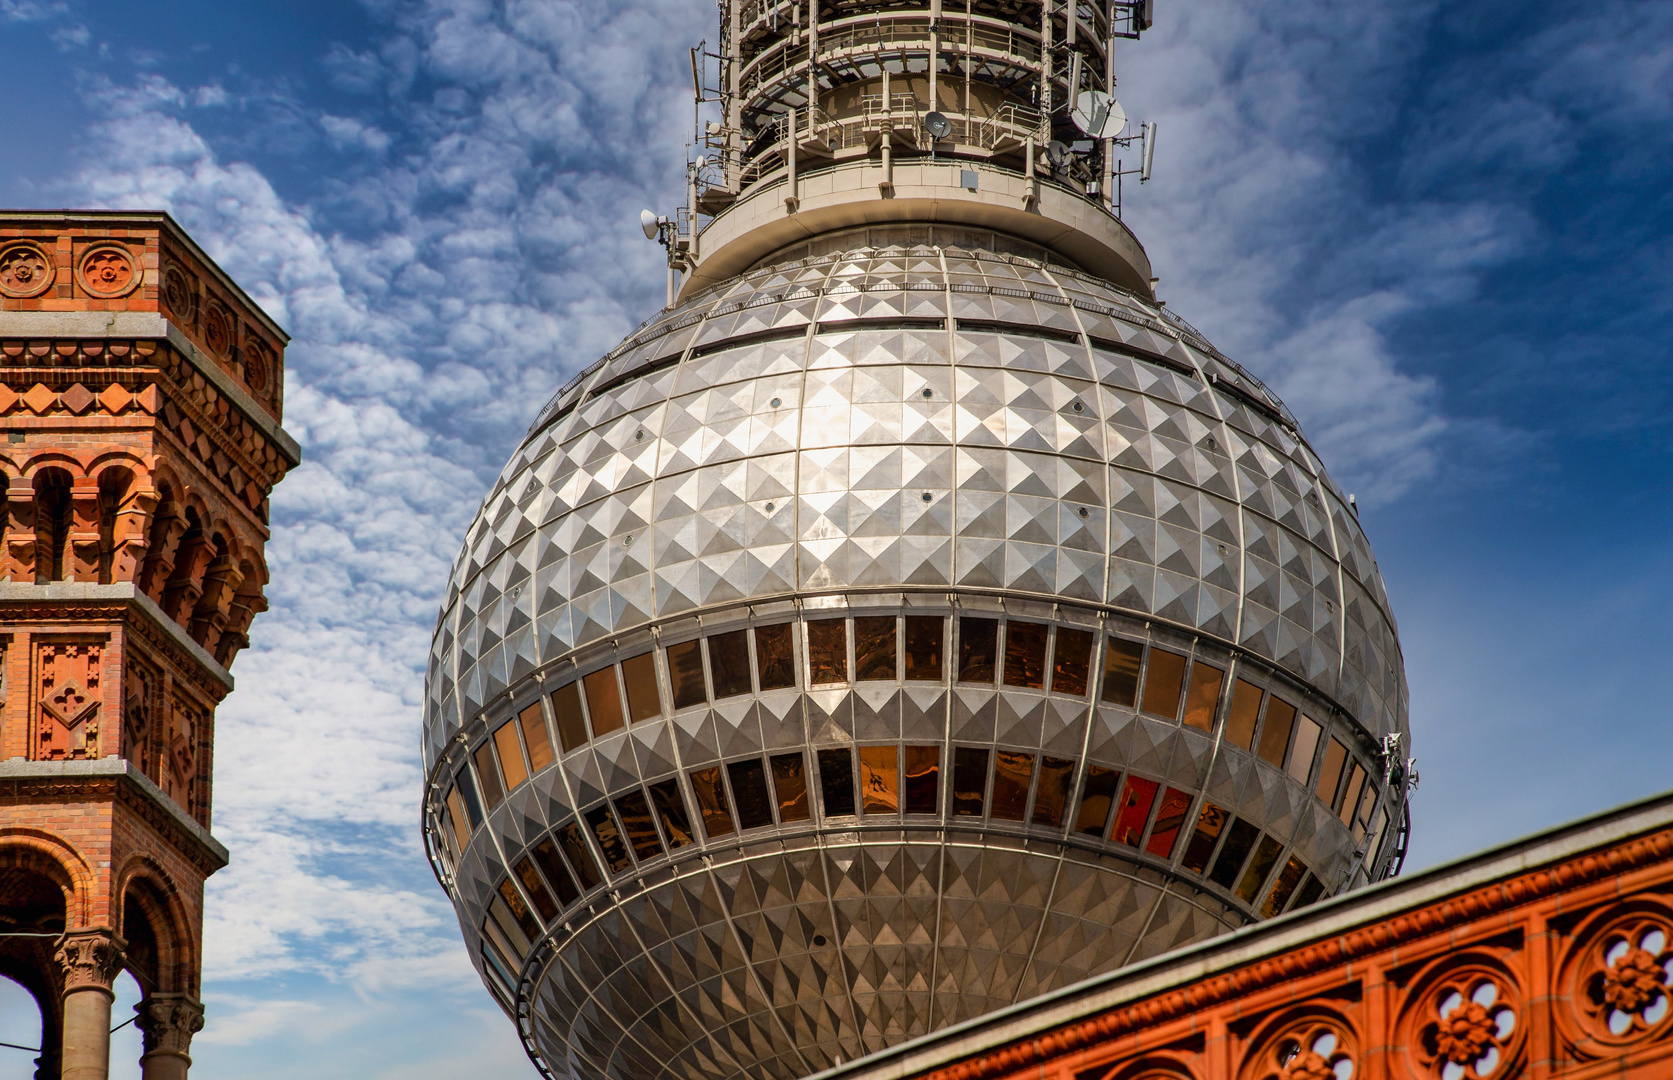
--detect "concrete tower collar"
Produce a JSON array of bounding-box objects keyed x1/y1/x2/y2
[{"x1": 677, "y1": 0, "x2": 1158, "y2": 300}]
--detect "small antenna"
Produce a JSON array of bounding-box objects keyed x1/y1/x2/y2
[
  {"x1": 1140, "y1": 121, "x2": 1158, "y2": 182},
  {"x1": 639, "y1": 209, "x2": 660, "y2": 241}
]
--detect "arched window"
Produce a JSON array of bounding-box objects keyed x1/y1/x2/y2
[
  {"x1": 97, "y1": 468, "x2": 133, "y2": 585},
  {"x1": 33, "y1": 468, "x2": 73, "y2": 583}
]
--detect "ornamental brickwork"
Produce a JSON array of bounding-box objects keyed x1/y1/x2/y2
[
  {"x1": 826, "y1": 793, "x2": 1673, "y2": 1080},
  {"x1": 0, "y1": 211, "x2": 298, "y2": 1080}
]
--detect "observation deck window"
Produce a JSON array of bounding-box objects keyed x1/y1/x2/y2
[
  {"x1": 859, "y1": 745, "x2": 900, "y2": 814},
  {"x1": 557, "y1": 820, "x2": 602, "y2": 889},
  {"x1": 1182, "y1": 802, "x2": 1229, "y2": 874},
  {"x1": 1316, "y1": 737, "x2": 1348, "y2": 804},
  {"x1": 531, "y1": 838, "x2": 581, "y2": 906},
  {"x1": 756, "y1": 624, "x2": 798, "y2": 689},
  {"x1": 666, "y1": 640, "x2": 709, "y2": 709},
  {"x1": 1100, "y1": 638, "x2": 1143, "y2": 706},
  {"x1": 473, "y1": 742, "x2": 506, "y2": 812},
  {"x1": 1338, "y1": 762, "x2": 1367, "y2": 824},
  {"x1": 1288, "y1": 715, "x2": 1322, "y2": 785},
  {"x1": 905, "y1": 746, "x2": 941, "y2": 815},
  {"x1": 1209, "y1": 818, "x2": 1260, "y2": 889},
  {"x1": 446, "y1": 785, "x2": 473, "y2": 848},
  {"x1": 990, "y1": 751, "x2": 1035, "y2": 821},
  {"x1": 551, "y1": 682, "x2": 588, "y2": 752},
  {"x1": 615, "y1": 790, "x2": 666, "y2": 861},
  {"x1": 1112, "y1": 776, "x2": 1160, "y2": 847},
  {"x1": 621, "y1": 652, "x2": 663, "y2": 721},
  {"x1": 514, "y1": 857, "x2": 560, "y2": 922},
  {"x1": 711, "y1": 630, "x2": 754, "y2": 698},
  {"x1": 957, "y1": 617, "x2": 998, "y2": 682},
  {"x1": 953, "y1": 746, "x2": 990, "y2": 816},
  {"x1": 1225, "y1": 678, "x2": 1262, "y2": 750},
  {"x1": 1182, "y1": 661, "x2": 1225, "y2": 732},
  {"x1": 855, "y1": 616, "x2": 898, "y2": 681},
  {"x1": 584, "y1": 804, "x2": 634, "y2": 874},
  {"x1": 1074, "y1": 764, "x2": 1120, "y2": 837},
  {"x1": 1262, "y1": 855, "x2": 1308, "y2": 917},
  {"x1": 584, "y1": 667, "x2": 625, "y2": 736},
  {"x1": 1003, "y1": 621, "x2": 1048, "y2": 688},
  {"x1": 1050, "y1": 628, "x2": 1093, "y2": 696},
  {"x1": 496, "y1": 879, "x2": 541, "y2": 942},
  {"x1": 494, "y1": 720, "x2": 529, "y2": 792},
  {"x1": 1256, "y1": 697, "x2": 1298, "y2": 768},
  {"x1": 690, "y1": 766, "x2": 739, "y2": 838},
  {"x1": 1236, "y1": 834, "x2": 1285, "y2": 904},
  {"x1": 808, "y1": 619, "x2": 850, "y2": 685},
  {"x1": 650, "y1": 779, "x2": 698, "y2": 847},
  {"x1": 1145, "y1": 786, "x2": 1193, "y2": 858},
  {"x1": 1292, "y1": 873, "x2": 1327, "y2": 910},
  {"x1": 520, "y1": 702, "x2": 555, "y2": 771},
  {"x1": 729, "y1": 758, "x2": 778, "y2": 828},
  {"x1": 818, "y1": 748, "x2": 857, "y2": 817},
  {"x1": 771, "y1": 753, "x2": 812, "y2": 821},
  {"x1": 904, "y1": 615, "x2": 944, "y2": 679},
  {"x1": 1140, "y1": 648, "x2": 1188, "y2": 719}
]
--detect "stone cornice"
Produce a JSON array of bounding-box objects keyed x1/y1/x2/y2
[
  {"x1": 0, "y1": 583, "x2": 234, "y2": 692},
  {"x1": 816, "y1": 788, "x2": 1673, "y2": 1080},
  {"x1": 0, "y1": 310, "x2": 300, "y2": 466},
  {"x1": 0, "y1": 758, "x2": 230, "y2": 872}
]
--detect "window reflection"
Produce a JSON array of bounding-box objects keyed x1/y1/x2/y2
[
  {"x1": 808, "y1": 619, "x2": 849, "y2": 685},
  {"x1": 614, "y1": 790, "x2": 665, "y2": 861},
  {"x1": 1140, "y1": 648, "x2": 1188, "y2": 719},
  {"x1": 709, "y1": 629, "x2": 753, "y2": 698},
  {"x1": 1003, "y1": 622, "x2": 1048, "y2": 689},
  {"x1": 514, "y1": 857, "x2": 559, "y2": 921},
  {"x1": 620, "y1": 652, "x2": 662, "y2": 722},
  {"x1": 531, "y1": 837, "x2": 580, "y2": 906},
  {"x1": 1182, "y1": 802, "x2": 1229, "y2": 873},
  {"x1": 1030, "y1": 756, "x2": 1074, "y2": 827},
  {"x1": 1256, "y1": 697, "x2": 1296, "y2": 767},
  {"x1": 858, "y1": 745, "x2": 899, "y2": 814},
  {"x1": 649, "y1": 779, "x2": 696, "y2": 847},
  {"x1": 557, "y1": 820, "x2": 602, "y2": 889},
  {"x1": 1225, "y1": 679, "x2": 1262, "y2": 750},
  {"x1": 1181, "y1": 661, "x2": 1224, "y2": 733},
  {"x1": 770, "y1": 753, "x2": 811, "y2": 822},
  {"x1": 1316, "y1": 737, "x2": 1348, "y2": 804},
  {"x1": 755, "y1": 623, "x2": 796, "y2": 690},
  {"x1": 1112, "y1": 776, "x2": 1159, "y2": 846},
  {"x1": 519, "y1": 702, "x2": 554, "y2": 771},
  {"x1": 550, "y1": 682, "x2": 588, "y2": 753},
  {"x1": 585, "y1": 806, "x2": 633, "y2": 873},
  {"x1": 446, "y1": 787, "x2": 471, "y2": 851},
  {"x1": 689, "y1": 766, "x2": 737, "y2": 838},
  {"x1": 854, "y1": 616, "x2": 898, "y2": 681},
  {"x1": 1209, "y1": 818, "x2": 1260, "y2": 888},
  {"x1": 1288, "y1": 715, "x2": 1322, "y2": 784},
  {"x1": 990, "y1": 751, "x2": 1034, "y2": 821},
  {"x1": 454, "y1": 768, "x2": 483, "y2": 828},
  {"x1": 727, "y1": 758, "x2": 776, "y2": 829},
  {"x1": 817, "y1": 748, "x2": 856, "y2": 816},
  {"x1": 494, "y1": 882, "x2": 540, "y2": 944},
  {"x1": 1101, "y1": 638, "x2": 1143, "y2": 706},
  {"x1": 904, "y1": 746, "x2": 940, "y2": 815},
  {"x1": 474, "y1": 743, "x2": 505, "y2": 812},
  {"x1": 1236, "y1": 834, "x2": 1284, "y2": 903},
  {"x1": 1050, "y1": 628, "x2": 1093, "y2": 696},
  {"x1": 494, "y1": 721, "x2": 528, "y2": 791},
  {"x1": 952, "y1": 747, "x2": 990, "y2": 816},
  {"x1": 1145, "y1": 787, "x2": 1194, "y2": 858},
  {"x1": 1338, "y1": 762, "x2": 1366, "y2": 822},
  {"x1": 1292, "y1": 873, "x2": 1326, "y2": 909},
  {"x1": 665, "y1": 640, "x2": 708, "y2": 710},
  {"x1": 583, "y1": 667, "x2": 624, "y2": 737},
  {"x1": 1074, "y1": 765, "x2": 1120, "y2": 837},
  {"x1": 957, "y1": 617, "x2": 997, "y2": 683},
  {"x1": 904, "y1": 616, "x2": 943, "y2": 680},
  {"x1": 1262, "y1": 855, "x2": 1307, "y2": 917}
]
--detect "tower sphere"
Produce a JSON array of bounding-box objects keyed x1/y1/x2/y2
[{"x1": 421, "y1": 5, "x2": 1410, "y2": 1080}]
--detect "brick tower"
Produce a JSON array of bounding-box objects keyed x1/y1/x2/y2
[{"x1": 0, "y1": 212, "x2": 297, "y2": 1080}]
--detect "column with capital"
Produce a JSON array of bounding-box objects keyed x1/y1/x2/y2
[
  {"x1": 55, "y1": 928, "x2": 124, "y2": 1080},
  {"x1": 135, "y1": 994, "x2": 205, "y2": 1080}
]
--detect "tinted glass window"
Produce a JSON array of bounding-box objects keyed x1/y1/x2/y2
[
  {"x1": 1050, "y1": 628, "x2": 1093, "y2": 696},
  {"x1": 769, "y1": 753, "x2": 810, "y2": 822},
  {"x1": 689, "y1": 766, "x2": 737, "y2": 839},
  {"x1": 473, "y1": 744, "x2": 505, "y2": 812},
  {"x1": 550, "y1": 682, "x2": 588, "y2": 753},
  {"x1": 1182, "y1": 803, "x2": 1228, "y2": 873},
  {"x1": 728, "y1": 758, "x2": 776, "y2": 829},
  {"x1": 854, "y1": 616, "x2": 897, "y2": 681},
  {"x1": 1292, "y1": 873, "x2": 1326, "y2": 909},
  {"x1": 1145, "y1": 787, "x2": 1194, "y2": 858},
  {"x1": 1002, "y1": 622, "x2": 1048, "y2": 688},
  {"x1": 817, "y1": 748, "x2": 856, "y2": 817},
  {"x1": 1316, "y1": 737, "x2": 1348, "y2": 804},
  {"x1": 519, "y1": 702, "x2": 554, "y2": 771},
  {"x1": 1209, "y1": 818, "x2": 1260, "y2": 889},
  {"x1": 1236, "y1": 835, "x2": 1285, "y2": 903},
  {"x1": 1339, "y1": 762, "x2": 1367, "y2": 821},
  {"x1": 755, "y1": 623, "x2": 796, "y2": 690},
  {"x1": 621, "y1": 652, "x2": 662, "y2": 722},
  {"x1": 454, "y1": 767, "x2": 483, "y2": 827},
  {"x1": 446, "y1": 787, "x2": 471, "y2": 850},
  {"x1": 1030, "y1": 756, "x2": 1074, "y2": 828},
  {"x1": 1288, "y1": 715, "x2": 1322, "y2": 783},
  {"x1": 952, "y1": 747, "x2": 989, "y2": 816},
  {"x1": 494, "y1": 721, "x2": 528, "y2": 791},
  {"x1": 1261, "y1": 856, "x2": 1308, "y2": 917},
  {"x1": 709, "y1": 630, "x2": 753, "y2": 699},
  {"x1": 515, "y1": 857, "x2": 558, "y2": 921},
  {"x1": 1225, "y1": 679, "x2": 1262, "y2": 750},
  {"x1": 808, "y1": 619, "x2": 849, "y2": 685},
  {"x1": 1181, "y1": 661, "x2": 1224, "y2": 732},
  {"x1": 1074, "y1": 765, "x2": 1120, "y2": 837},
  {"x1": 585, "y1": 805, "x2": 633, "y2": 873},
  {"x1": 1101, "y1": 638, "x2": 1143, "y2": 706},
  {"x1": 957, "y1": 617, "x2": 997, "y2": 683},
  {"x1": 1257, "y1": 697, "x2": 1297, "y2": 767},
  {"x1": 557, "y1": 820, "x2": 602, "y2": 890},
  {"x1": 858, "y1": 745, "x2": 899, "y2": 814},
  {"x1": 583, "y1": 668, "x2": 624, "y2": 737},
  {"x1": 990, "y1": 751, "x2": 1035, "y2": 821},
  {"x1": 1140, "y1": 648, "x2": 1188, "y2": 719},
  {"x1": 666, "y1": 640, "x2": 708, "y2": 709},
  {"x1": 1111, "y1": 776, "x2": 1159, "y2": 846},
  {"x1": 614, "y1": 790, "x2": 665, "y2": 862},
  {"x1": 531, "y1": 838, "x2": 579, "y2": 906},
  {"x1": 904, "y1": 616, "x2": 943, "y2": 680},
  {"x1": 496, "y1": 880, "x2": 541, "y2": 942},
  {"x1": 904, "y1": 746, "x2": 939, "y2": 815},
  {"x1": 648, "y1": 779, "x2": 696, "y2": 848}
]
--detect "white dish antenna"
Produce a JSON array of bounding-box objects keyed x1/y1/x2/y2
[
  {"x1": 1070, "y1": 90, "x2": 1127, "y2": 140},
  {"x1": 640, "y1": 209, "x2": 660, "y2": 240},
  {"x1": 922, "y1": 111, "x2": 953, "y2": 140}
]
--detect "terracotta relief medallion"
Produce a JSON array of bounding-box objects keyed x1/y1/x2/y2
[
  {"x1": 76, "y1": 243, "x2": 139, "y2": 298},
  {"x1": 203, "y1": 300, "x2": 233, "y2": 357},
  {"x1": 0, "y1": 240, "x2": 54, "y2": 298},
  {"x1": 1400, "y1": 960, "x2": 1524, "y2": 1080},
  {"x1": 1557, "y1": 902, "x2": 1673, "y2": 1055},
  {"x1": 162, "y1": 263, "x2": 196, "y2": 321},
  {"x1": 243, "y1": 336, "x2": 270, "y2": 394},
  {"x1": 1243, "y1": 1011, "x2": 1356, "y2": 1080}
]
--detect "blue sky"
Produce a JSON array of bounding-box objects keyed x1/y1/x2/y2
[{"x1": 0, "y1": 0, "x2": 1668, "y2": 1076}]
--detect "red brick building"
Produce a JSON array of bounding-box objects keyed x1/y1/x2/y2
[
  {"x1": 0, "y1": 212, "x2": 297, "y2": 1080},
  {"x1": 821, "y1": 791, "x2": 1673, "y2": 1080}
]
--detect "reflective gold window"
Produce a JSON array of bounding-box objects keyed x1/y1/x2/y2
[
  {"x1": 1338, "y1": 761, "x2": 1366, "y2": 822},
  {"x1": 453, "y1": 767, "x2": 483, "y2": 828},
  {"x1": 1261, "y1": 855, "x2": 1308, "y2": 917},
  {"x1": 1288, "y1": 715, "x2": 1322, "y2": 784},
  {"x1": 689, "y1": 766, "x2": 737, "y2": 839},
  {"x1": 904, "y1": 615, "x2": 943, "y2": 680},
  {"x1": 770, "y1": 753, "x2": 810, "y2": 822},
  {"x1": 1209, "y1": 818, "x2": 1260, "y2": 889},
  {"x1": 1293, "y1": 873, "x2": 1326, "y2": 909},
  {"x1": 531, "y1": 838, "x2": 580, "y2": 906},
  {"x1": 1236, "y1": 834, "x2": 1285, "y2": 904},
  {"x1": 854, "y1": 616, "x2": 897, "y2": 681},
  {"x1": 755, "y1": 623, "x2": 796, "y2": 690},
  {"x1": 728, "y1": 758, "x2": 776, "y2": 829},
  {"x1": 1002, "y1": 621, "x2": 1048, "y2": 689},
  {"x1": 709, "y1": 629, "x2": 752, "y2": 698},
  {"x1": 1257, "y1": 697, "x2": 1297, "y2": 767},
  {"x1": 473, "y1": 743, "x2": 505, "y2": 811},
  {"x1": 614, "y1": 790, "x2": 665, "y2": 862},
  {"x1": 817, "y1": 748, "x2": 856, "y2": 817},
  {"x1": 649, "y1": 779, "x2": 696, "y2": 848},
  {"x1": 957, "y1": 617, "x2": 997, "y2": 683},
  {"x1": 557, "y1": 820, "x2": 602, "y2": 890},
  {"x1": 904, "y1": 746, "x2": 939, "y2": 815},
  {"x1": 583, "y1": 667, "x2": 624, "y2": 737},
  {"x1": 493, "y1": 721, "x2": 528, "y2": 791},
  {"x1": 1074, "y1": 765, "x2": 1120, "y2": 837},
  {"x1": 1181, "y1": 660, "x2": 1225, "y2": 733},
  {"x1": 495, "y1": 881, "x2": 540, "y2": 942},
  {"x1": 1140, "y1": 648, "x2": 1188, "y2": 719},
  {"x1": 514, "y1": 856, "x2": 558, "y2": 921},
  {"x1": 1182, "y1": 803, "x2": 1228, "y2": 873},
  {"x1": 549, "y1": 682, "x2": 588, "y2": 753},
  {"x1": 952, "y1": 747, "x2": 989, "y2": 816},
  {"x1": 989, "y1": 751, "x2": 1035, "y2": 821},
  {"x1": 1111, "y1": 776, "x2": 1159, "y2": 846},
  {"x1": 858, "y1": 745, "x2": 899, "y2": 814},
  {"x1": 1225, "y1": 679, "x2": 1262, "y2": 750},
  {"x1": 1145, "y1": 786, "x2": 1194, "y2": 858},
  {"x1": 807, "y1": 619, "x2": 849, "y2": 685},
  {"x1": 1316, "y1": 736, "x2": 1348, "y2": 804},
  {"x1": 585, "y1": 805, "x2": 633, "y2": 873},
  {"x1": 620, "y1": 652, "x2": 662, "y2": 723},
  {"x1": 1050, "y1": 628, "x2": 1093, "y2": 697},
  {"x1": 446, "y1": 787, "x2": 471, "y2": 852},
  {"x1": 519, "y1": 701, "x2": 554, "y2": 771},
  {"x1": 665, "y1": 640, "x2": 707, "y2": 710},
  {"x1": 1030, "y1": 756, "x2": 1074, "y2": 827},
  {"x1": 1101, "y1": 638, "x2": 1144, "y2": 706}
]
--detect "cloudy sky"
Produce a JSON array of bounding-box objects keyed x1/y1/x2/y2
[{"x1": 1, "y1": 0, "x2": 1669, "y2": 1076}]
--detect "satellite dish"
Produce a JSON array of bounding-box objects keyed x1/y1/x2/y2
[
  {"x1": 1070, "y1": 90, "x2": 1127, "y2": 140},
  {"x1": 922, "y1": 111, "x2": 953, "y2": 140},
  {"x1": 695, "y1": 155, "x2": 709, "y2": 169},
  {"x1": 1046, "y1": 140, "x2": 1070, "y2": 170},
  {"x1": 639, "y1": 209, "x2": 659, "y2": 240}
]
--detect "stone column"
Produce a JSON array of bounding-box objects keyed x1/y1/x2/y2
[
  {"x1": 135, "y1": 994, "x2": 205, "y2": 1080},
  {"x1": 55, "y1": 928, "x2": 124, "y2": 1080}
]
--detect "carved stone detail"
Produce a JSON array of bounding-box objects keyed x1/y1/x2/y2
[
  {"x1": 1244, "y1": 1012, "x2": 1356, "y2": 1080},
  {"x1": 0, "y1": 240, "x2": 55, "y2": 298},
  {"x1": 202, "y1": 300, "x2": 233, "y2": 358},
  {"x1": 75, "y1": 243, "x2": 138, "y2": 299},
  {"x1": 35, "y1": 639, "x2": 105, "y2": 760},
  {"x1": 135, "y1": 994, "x2": 205, "y2": 1058},
  {"x1": 1558, "y1": 901, "x2": 1673, "y2": 1054},
  {"x1": 1403, "y1": 960, "x2": 1523, "y2": 1080},
  {"x1": 161, "y1": 263, "x2": 196, "y2": 322},
  {"x1": 54, "y1": 929, "x2": 125, "y2": 993}
]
